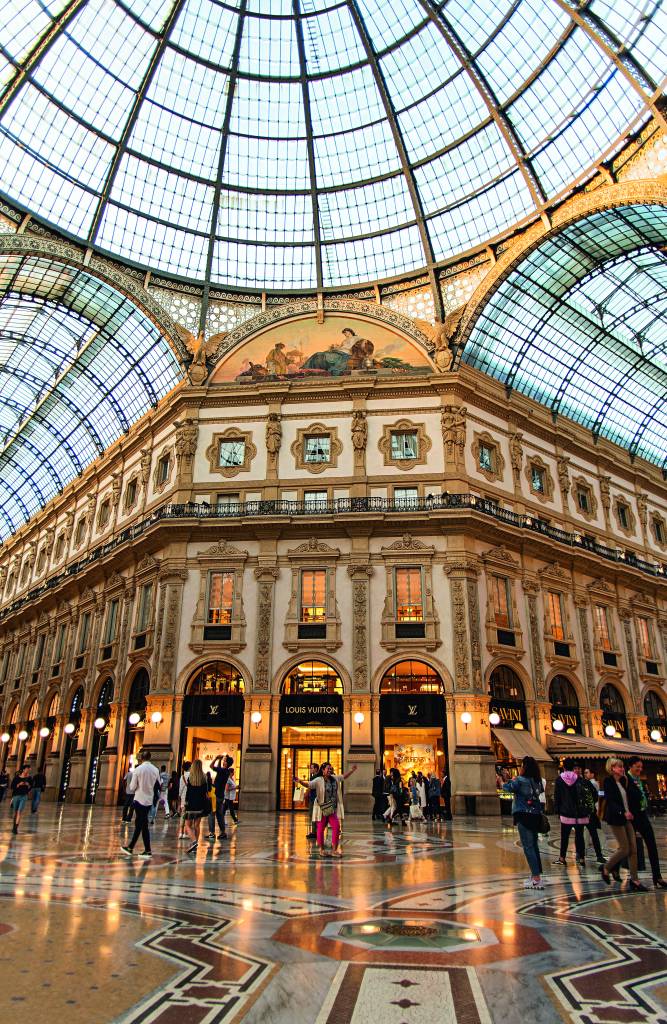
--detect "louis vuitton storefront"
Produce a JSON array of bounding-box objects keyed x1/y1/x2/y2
[
  {"x1": 181, "y1": 661, "x2": 245, "y2": 780},
  {"x1": 379, "y1": 661, "x2": 448, "y2": 779}
]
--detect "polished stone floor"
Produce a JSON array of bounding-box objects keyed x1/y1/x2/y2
[{"x1": 1, "y1": 804, "x2": 666, "y2": 1023}]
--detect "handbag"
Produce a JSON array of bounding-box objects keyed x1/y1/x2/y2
[
  {"x1": 292, "y1": 785, "x2": 303, "y2": 803},
  {"x1": 530, "y1": 781, "x2": 550, "y2": 834},
  {"x1": 320, "y1": 800, "x2": 336, "y2": 816}
]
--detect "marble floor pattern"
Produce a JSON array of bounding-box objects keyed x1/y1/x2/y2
[{"x1": 0, "y1": 806, "x2": 666, "y2": 1023}]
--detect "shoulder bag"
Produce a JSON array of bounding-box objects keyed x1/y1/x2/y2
[{"x1": 530, "y1": 781, "x2": 550, "y2": 834}]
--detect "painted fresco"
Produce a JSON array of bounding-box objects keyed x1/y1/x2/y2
[{"x1": 211, "y1": 314, "x2": 432, "y2": 383}]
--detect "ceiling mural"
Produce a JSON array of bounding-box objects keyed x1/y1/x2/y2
[{"x1": 210, "y1": 313, "x2": 433, "y2": 384}]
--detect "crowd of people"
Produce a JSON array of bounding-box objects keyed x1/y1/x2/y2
[
  {"x1": 504, "y1": 754, "x2": 667, "y2": 891},
  {"x1": 371, "y1": 766, "x2": 452, "y2": 826}
]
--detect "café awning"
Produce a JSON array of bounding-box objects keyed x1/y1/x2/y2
[
  {"x1": 492, "y1": 728, "x2": 553, "y2": 763},
  {"x1": 546, "y1": 732, "x2": 667, "y2": 762}
]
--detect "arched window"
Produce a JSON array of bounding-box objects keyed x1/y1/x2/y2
[
  {"x1": 27, "y1": 698, "x2": 38, "y2": 720},
  {"x1": 9, "y1": 704, "x2": 19, "y2": 725},
  {"x1": 282, "y1": 660, "x2": 342, "y2": 695},
  {"x1": 128, "y1": 669, "x2": 150, "y2": 711},
  {"x1": 489, "y1": 666, "x2": 525, "y2": 701},
  {"x1": 188, "y1": 661, "x2": 244, "y2": 695},
  {"x1": 47, "y1": 693, "x2": 59, "y2": 718},
  {"x1": 380, "y1": 660, "x2": 444, "y2": 694},
  {"x1": 644, "y1": 691, "x2": 666, "y2": 721},
  {"x1": 97, "y1": 678, "x2": 114, "y2": 711},
  {"x1": 600, "y1": 683, "x2": 625, "y2": 714},
  {"x1": 70, "y1": 686, "x2": 84, "y2": 718},
  {"x1": 549, "y1": 675, "x2": 579, "y2": 707}
]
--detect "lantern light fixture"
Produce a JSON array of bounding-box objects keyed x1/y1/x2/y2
[
  {"x1": 64, "y1": 722, "x2": 76, "y2": 735},
  {"x1": 150, "y1": 711, "x2": 162, "y2": 725},
  {"x1": 354, "y1": 711, "x2": 365, "y2": 728},
  {"x1": 460, "y1": 711, "x2": 472, "y2": 727},
  {"x1": 552, "y1": 719, "x2": 564, "y2": 732},
  {"x1": 18, "y1": 729, "x2": 28, "y2": 741},
  {"x1": 94, "y1": 717, "x2": 106, "y2": 730},
  {"x1": 0, "y1": 732, "x2": 9, "y2": 743},
  {"x1": 250, "y1": 710, "x2": 262, "y2": 727},
  {"x1": 604, "y1": 724, "x2": 616, "y2": 737},
  {"x1": 489, "y1": 711, "x2": 501, "y2": 726},
  {"x1": 650, "y1": 728, "x2": 662, "y2": 742},
  {"x1": 128, "y1": 712, "x2": 141, "y2": 726},
  {"x1": 39, "y1": 726, "x2": 50, "y2": 738}
]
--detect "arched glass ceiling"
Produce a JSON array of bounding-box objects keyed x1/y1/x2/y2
[
  {"x1": 0, "y1": 254, "x2": 183, "y2": 540},
  {"x1": 462, "y1": 204, "x2": 667, "y2": 469},
  {"x1": 0, "y1": 1, "x2": 664, "y2": 292}
]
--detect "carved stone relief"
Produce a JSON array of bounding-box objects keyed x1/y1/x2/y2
[
  {"x1": 450, "y1": 578, "x2": 470, "y2": 691},
  {"x1": 527, "y1": 593, "x2": 546, "y2": 699},
  {"x1": 254, "y1": 568, "x2": 279, "y2": 691},
  {"x1": 577, "y1": 605, "x2": 596, "y2": 704},
  {"x1": 466, "y1": 578, "x2": 483, "y2": 693},
  {"x1": 621, "y1": 614, "x2": 641, "y2": 712}
]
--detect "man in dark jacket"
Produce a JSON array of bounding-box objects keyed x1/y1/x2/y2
[
  {"x1": 574, "y1": 764, "x2": 604, "y2": 863},
  {"x1": 627, "y1": 757, "x2": 667, "y2": 888},
  {"x1": 440, "y1": 769, "x2": 452, "y2": 821},
  {"x1": 553, "y1": 758, "x2": 589, "y2": 863},
  {"x1": 371, "y1": 769, "x2": 386, "y2": 820}
]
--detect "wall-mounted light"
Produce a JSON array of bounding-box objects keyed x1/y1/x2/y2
[
  {"x1": 460, "y1": 711, "x2": 472, "y2": 728},
  {"x1": 39, "y1": 726, "x2": 50, "y2": 739},
  {"x1": 64, "y1": 722, "x2": 76, "y2": 735},
  {"x1": 552, "y1": 719, "x2": 564, "y2": 732},
  {"x1": 128, "y1": 712, "x2": 141, "y2": 726},
  {"x1": 250, "y1": 710, "x2": 262, "y2": 728},
  {"x1": 650, "y1": 728, "x2": 662, "y2": 742},
  {"x1": 354, "y1": 711, "x2": 365, "y2": 729},
  {"x1": 17, "y1": 729, "x2": 28, "y2": 741},
  {"x1": 604, "y1": 724, "x2": 616, "y2": 737},
  {"x1": 0, "y1": 732, "x2": 9, "y2": 743},
  {"x1": 489, "y1": 711, "x2": 500, "y2": 727},
  {"x1": 94, "y1": 717, "x2": 106, "y2": 730},
  {"x1": 150, "y1": 711, "x2": 162, "y2": 725}
]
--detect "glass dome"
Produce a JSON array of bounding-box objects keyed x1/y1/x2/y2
[{"x1": 0, "y1": 0, "x2": 663, "y2": 292}]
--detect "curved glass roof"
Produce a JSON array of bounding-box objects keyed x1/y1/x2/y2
[
  {"x1": 462, "y1": 204, "x2": 667, "y2": 469},
  {"x1": 0, "y1": 0, "x2": 663, "y2": 291},
  {"x1": 0, "y1": 254, "x2": 183, "y2": 540}
]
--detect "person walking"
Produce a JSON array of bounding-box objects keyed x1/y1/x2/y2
[
  {"x1": 295, "y1": 762, "x2": 357, "y2": 857},
  {"x1": 371, "y1": 768, "x2": 386, "y2": 821},
  {"x1": 502, "y1": 755, "x2": 545, "y2": 889},
  {"x1": 223, "y1": 767, "x2": 239, "y2": 824},
  {"x1": 121, "y1": 765, "x2": 135, "y2": 822},
  {"x1": 626, "y1": 756, "x2": 667, "y2": 889},
  {"x1": 30, "y1": 767, "x2": 46, "y2": 814},
  {"x1": 0, "y1": 768, "x2": 9, "y2": 803},
  {"x1": 120, "y1": 749, "x2": 160, "y2": 858},
  {"x1": 427, "y1": 772, "x2": 441, "y2": 820},
  {"x1": 167, "y1": 770, "x2": 179, "y2": 817},
  {"x1": 599, "y1": 757, "x2": 647, "y2": 891},
  {"x1": 384, "y1": 767, "x2": 405, "y2": 827},
  {"x1": 155, "y1": 765, "x2": 170, "y2": 819},
  {"x1": 10, "y1": 766, "x2": 32, "y2": 834},
  {"x1": 409, "y1": 775, "x2": 425, "y2": 821},
  {"x1": 183, "y1": 759, "x2": 208, "y2": 855},
  {"x1": 209, "y1": 754, "x2": 232, "y2": 841},
  {"x1": 177, "y1": 760, "x2": 191, "y2": 840},
  {"x1": 416, "y1": 772, "x2": 427, "y2": 817},
  {"x1": 553, "y1": 758, "x2": 589, "y2": 866},
  {"x1": 306, "y1": 763, "x2": 320, "y2": 840},
  {"x1": 576, "y1": 764, "x2": 605, "y2": 863},
  {"x1": 440, "y1": 767, "x2": 453, "y2": 821}
]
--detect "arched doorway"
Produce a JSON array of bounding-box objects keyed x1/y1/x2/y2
[
  {"x1": 181, "y1": 661, "x2": 245, "y2": 778},
  {"x1": 379, "y1": 660, "x2": 447, "y2": 779},
  {"x1": 489, "y1": 666, "x2": 529, "y2": 778},
  {"x1": 86, "y1": 678, "x2": 113, "y2": 803},
  {"x1": 549, "y1": 675, "x2": 581, "y2": 734},
  {"x1": 278, "y1": 660, "x2": 343, "y2": 811},
  {"x1": 600, "y1": 682, "x2": 628, "y2": 738},
  {"x1": 59, "y1": 686, "x2": 84, "y2": 800}
]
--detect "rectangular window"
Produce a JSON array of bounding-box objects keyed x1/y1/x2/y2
[
  {"x1": 34, "y1": 633, "x2": 45, "y2": 670},
  {"x1": 78, "y1": 612, "x2": 91, "y2": 654},
  {"x1": 304, "y1": 490, "x2": 328, "y2": 506},
  {"x1": 126, "y1": 478, "x2": 137, "y2": 508},
  {"x1": 395, "y1": 567, "x2": 424, "y2": 622},
  {"x1": 300, "y1": 569, "x2": 327, "y2": 623},
  {"x1": 638, "y1": 617, "x2": 653, "y2": 659},
  {"x1": 137, "y1": 583, "x2": 153, "y2": 632},
  {"x1": 618, "y1": 503, "x2": 629, "y2": 529},
  {"x1": 103, "y1": 600, "x2": 119, "y2": 645},
  {"x1": 16, "y1": 645, "x2": 26, "y2": 675},
  {"x1": 0, "y1": 652, "x2": 8, "y2": 683},
  {"x1": 479, "y1": 443, "x2": 494, "y2": 472},
  {"x1": 547, "y1": 591, "x2": 565, "y2": 641},
  {"x1": 304, "y1": 435, "x2": 330, "y2": 464},
  {"x1": 216, "y1": 492, "x2": 240, "y2": 508},
  {"x1": 531, "y1": 466, "x2": 545, "y2": 493},
  {"x1": 55, "y1": 534, "x2": 65, "y2": 561},
  {"x1": 55, "y1": 624, "x2": 67, "y2": 662},
  {"x1": 391, "y1": 431, "x2": 418, "y2": 460},
  {"x1": 594, "y1": 605, "x2": 612, "y2": 651},
  {"x1": 218, "y1": 439, "x2": 245, "y2": 468},
  {"x1": 99, "y1": 500, "x2": 111, "y2": 528},
  {"x1": 577, "y1": 488, "x2": 590, "y2": 513},
  {"x1": 208, "y1": 572, "x2": 234, "y2": 624},
  {"x1": 394, "y1": 487, "x2": 419, "y2": 507},
  {"x1": 75, "y1": 517, "x2": 87, "y2": 546},
  {"x1": 491, "y1": 576, "x2": 512, "y2": 629},
  {"x1": 655, "y1": 519, "x2": 665, "y2": 544},
  {"x1": 157, "y1": 455, "x2": 170, "y2": 484}
]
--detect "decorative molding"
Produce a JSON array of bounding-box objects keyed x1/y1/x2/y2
[
  {"x1": 382, "y1": 534, "x2": 432, "y2": 553},
  {"x1": 152, "y1": 445, "x2": 174, "y2": 494},
  {"x1": 650, "y1": 512, "x2": 667, "y2": 550},
  {"x1": 557, "y1": 456, "x2": 571, "y2": 501},
  {"x1": 467, "y1": 577, "x2": 483, "y2": 693},
  {"x1": 288, "y1": 538, "x2": 340, "y2": 556},
  {"x1": 508, "y1": 432, "x2": 523, "y2": 487},
  {"x1": 537, "y1": 561, "x2": 571, "y2": 586},
  {"x1": 441, "y1": 404, "x2": 466, "y2": 468},
  {"x1": 290, "y1": 423, "x2": 342, "y2": 474},
  {"x1": 525, "y1": 454, "x2": 555, "y2": 503},
  {"x1": 471, "y1": 430, "x2": 505, "y2": 483},
  {"x1": 450, "y1": 577, "x2": 470, "y2": 691},
  {"x1": 254, "y1": 574, "x2": 277, "y2": 691},
  {"x1": 612, "y1": 495, "x2": 637, "y2": 537},
  {"x1": 570, "y1": 475, "x2": 598, "y2": 522},
  {"x1": 378, "y1": 418, "x2": 431, "y2": 471},
  {"x1": 527, "y1": 593, "x2": 546, "y2": 699},
  {"x1": 205, "y1": 429, "x2": 257, "y2": 478},
  {"x1": 481, "y1": 545, "x2": 520, "y2": 571},
  {"x1": 199, "y1": 539, "x2": 248, "y2": 559},
  {"x1": 577, "y1": 605, "x2": 596, "y2": 704}
]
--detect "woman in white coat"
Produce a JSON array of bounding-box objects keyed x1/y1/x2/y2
[{"x1": 295, "y1": 761, "x2": 357, "y2": 857}]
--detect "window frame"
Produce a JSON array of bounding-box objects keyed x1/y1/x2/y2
[
  {"x1": 300, "y1": 568, "x2": 327, "y2": 623},
  {"x1": 207, "y1": 570, "x2": 235, "y2": 625},
  {"x1": 394, "y1": 566, "x2": 424, "y2": 623}
]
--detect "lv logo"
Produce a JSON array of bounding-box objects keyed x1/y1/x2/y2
[
  {"x1": 209, "y1": 704, "x2": 219, "y2": 716},
  {"x1": 408, "y1": 704, "x2": 417, "y2": 716}
]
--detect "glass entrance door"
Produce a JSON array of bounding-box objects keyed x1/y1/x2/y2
[{"x1": 279, "y1": 744, "x2": 342, "y2": 810}]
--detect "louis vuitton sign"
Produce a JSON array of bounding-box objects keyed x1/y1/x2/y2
[{"x1": 280, "y1": 694, "x2": 343, "y2": 727}]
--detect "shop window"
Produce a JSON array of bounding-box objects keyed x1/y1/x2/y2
[
  {"x1": 549, "y1": 675, "x2": 578, "y2": 707},
  {"x1": 304, "y1": 435, "x2": 330, "y2": 465},
  {"x1": 300, "y1": 569, "x2": 326, "y2": 624},
  {"x1": 490, "y1": 665, "x2": 525, "y2": 701},
  {"x1": 380, "y1": 660, "x2": 442, "y2": 694},
  {"x1": 188, "y1": 661, "x2": 244, "y2": 695},
  {"x1": 644, "y1": 690, "x2": 666, "y2": 721},
  {"x1": 208, "y1": 572, "x2": 233, "y2": 625},
  {"x1": 47, "y1": 693, "x2": 59, "y2": 718},
  {"x1": 219, "y1": 438, "x2": 245, "y2": 469},
  {"x1": 395, "y1": 567, "x2": 423, "y2": 623},
  {"x1": 601, "y1": 682, "x2": 625, "y2": 714},
  {"x1": 282, "y1": 660, "x2": 342, "y2": 694},
  {"x1": 394, "y1": 487, "x2": 418, "y2": 508}
]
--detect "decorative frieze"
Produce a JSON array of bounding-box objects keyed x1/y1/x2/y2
[
  {"x1": 348, "y1": 564, "x2": 373, "y2": 692},
  {"x1": 253, "y1": 567, "x2": 279, "y2": 691}
]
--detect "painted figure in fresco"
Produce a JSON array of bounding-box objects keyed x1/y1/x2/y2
[
  {"x1": 302, "y1": 327, "x2": 364, "y2": 376},
  {"x1": 266, "y1": 342, "x2": 289, "y2": 376}
]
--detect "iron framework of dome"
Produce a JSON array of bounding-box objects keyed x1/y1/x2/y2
[{"x1": 0, "y1": 0, "x2": 664, "y2": 295}]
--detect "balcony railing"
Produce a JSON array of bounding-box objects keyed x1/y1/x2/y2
[{"x1": 1, "y1": 493, "x2": 665, "y2": 623}]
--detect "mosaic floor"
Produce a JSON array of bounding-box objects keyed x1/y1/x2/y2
[{"x1": 1, "y1": 804, "x2": 667, "y2": 1023}]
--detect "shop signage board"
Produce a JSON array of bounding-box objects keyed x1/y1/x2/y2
[
  {"x1": 185, "y1": 694, "x2": 244, "y2": 727},
  {"x1": 280, "y1": 694, "x2": 343, "y2": 727},
  {"x1": 489, "y1": 699, "x2": 528, "y2": 729},
  {"x1": 379, "y1": 693, "x2": 445, "y2": 726}
]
